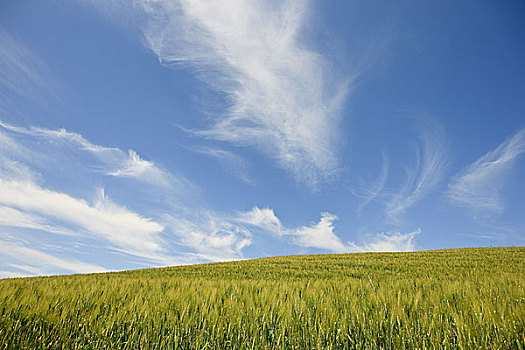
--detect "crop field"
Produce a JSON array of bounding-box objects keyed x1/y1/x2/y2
[{"x1": 0, "y1": 247, "x2": 524, "y2": 349}]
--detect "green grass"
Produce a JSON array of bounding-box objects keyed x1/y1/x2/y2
[{"x1": 1, "y1": 247, "x2": 524, "y2": 349}]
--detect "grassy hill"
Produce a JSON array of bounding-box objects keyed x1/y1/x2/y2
[{"x1": 1, "y1": 247, "x2": 524, "y2": 349}]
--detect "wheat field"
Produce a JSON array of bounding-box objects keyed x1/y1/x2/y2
[{"x1": 1, "y1": 247, "x2": 524, "y2": 349}]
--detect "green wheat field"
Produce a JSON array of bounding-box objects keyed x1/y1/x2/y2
[{"x1": 1, "y1": 247, "x2": 524, "y2": 349}]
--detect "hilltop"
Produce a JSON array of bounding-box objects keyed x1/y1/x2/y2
[{"x1": 1, "y1": 247, "x2": 524, "y2": 349}]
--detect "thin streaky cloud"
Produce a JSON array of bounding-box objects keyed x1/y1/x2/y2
[
  {"x1": 107, "y1": 149, "x2": 155, "y2": 177},
  {"x1": 187, "y1": 146, "x2": 254, "y2": 184},
  {"x1": 0, "y1": 120, "x2": 253, "y2": 266},
  {"x1": 0, "y1": 29, "x2": 59, "y2": 115},
  {"x1": 1, "y1": 112, "x2": 422, "y2": 272},
  {"x1": 0, "y1": 122, "x2": 176, "y2": 264},
  {"x1": 448, "y1": 128, "x2": 525, "y2": 215},
  {"x1": 106, "y1": 149, "x2": 172, "y2": 187},
  {"x1": 92, "y1": 0, "x2": 350, "y2": 188},
  {"x1": 0, "y1": 121, "x2": 174, "y2": 187},
  {"x1": 351, "y1": 151, "x2": 389, "y2": 214},
  {"x1": 0, "y1": 180, "x2": 168, "y2": 263},
  {"x1": 387, "y1": 120, "x2": 448, "y2": 219},
  {"x1": 0, "y1": 271, "x2": 33, "y2": 279},
  {"x1": 0, "y1": 242, "x2": 108, "y2": 277},
  {"x1": 0, "y1": 120, "x2": 120, "y2": 158},
  {"x1": 8, "y1": 264, "x2": 45, "y2": 276},
  {"x1": 0, "y1": 206, "x2": 76, "y2": 236},
  {"x1": 347, "y1": 229, "x2": 420, "y2": 253},
  {"x1": 162, "y1": 211, "x2": 253, "y2": 262}
]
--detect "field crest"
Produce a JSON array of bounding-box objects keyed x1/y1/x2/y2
[{"x1": 1, "y1": 247, "x2": 524, "y2": 349}]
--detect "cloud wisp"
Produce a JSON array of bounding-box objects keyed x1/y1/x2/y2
[
  {"x1": 0, "y1": 121, "x2": 174, "y2": 188},
  {"x1": 0, "y1": 122, "x2": 183, "y2": 268},
  {"x1": 0, "y1": 243, "x2": 108, "y2": 279},
  {"x1": 347, "y1": 229, "x2": 420, "y2": 253},
  {"x1": 0, "y1": 119, "x2": 421, "y2": 278},
  {"x1": 387, "y1": 120, "x2": 448, "y2": 219},
  {"x1": 351, "y1": 151, "x2": 389, "y2": 214},
  {"x1": 448, "y1": 128, "x2": 525, "y2": 215},
  {"x1": 187, "y1": 146, "x2": 255, "y2": 184},
  {"x1": 162, "y1": 211, "x2": 253, "y2": 262},
  {"x1": 0, "y1": 25, "x2": 416, "y2": 278},
  {"x1": 0, "y1": 181, "x2": 166, "y2": 261},
  {"x1": 94, "y1": 0, "x2": 349, "y2": 188},
  {"x1": 0, "y1": 206, "x2": 75, "y2": 236},
  {"x1": 0, "y1": 29, "x2": 59, "y2": 117},
  {"x1": 0, "y1": 121, "x2": 251, "y2": 273}
]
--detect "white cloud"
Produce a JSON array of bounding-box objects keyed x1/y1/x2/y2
[
  {"x1": 351, "y1": 151, "x2": 389, "y2": 214},
  {"x1": 448, "y1": 128, "x2": 525, "y2": 215},
  {"x1": 0, "y1": 120, "x2": 253, "y2": 268},
  {"x1": 235, "y1": 207, "x2": 283, "y2": 234},
  {"x1": 0, "y1": 29, "x2": 58, "y2": 115},
  {"x1": 0, "y1": 122, "x2": 177, "y2": 263},
  {"x1": 235, "y1": 207, "x2": 419, "y2": 253},
  {"x1": 0, "y1": 206, "x2": 75, "y2": 236},
  {"x1": 0, "y1": 180, "x2": 166, "y2": 261},
  {"x1": 189, "y1": 146, "x2": 254, "y2": 184},
  {"x1": 107, "y1": 149, "x2": 154, "y2": 177},
  {"x1": 291, "y1": 212, "x2": 347, "y2": 252},
  {"x1": 0, "y1": 243, "x2": 108, "y2": 278},
  {"x1": 0, "y1": 29, "x2": 260, "y2": 272},
  {"x1": 387, "y1": 120, "x2": 448, "y2": 219},
  {"x1": 0, "y1": 120, "x2": 119, "y2": 165},
  {"x1": 237, "y1": 207, "x2": 346, "y2": 251},
  {"x1": 91, "y1": 0, "x2": 349, "y2": 188},
  {"x1": 8, "y1": 264, "x2": 45, "y2": 276},
  {"x1": 106, "y1": 149, "x2": 172, "y2": 187},
  {"x1": 348, "y1": 229, "x2": 420, "y2": 252},
  {"x1": 1, "y1": 114, "x2": 421, "y2": 274},
  {"x1": 0, "y1": 271, "x2": 33, "y2": 279},
  {"x1": 164, "y1": 212, "x2": 252, "y2": 261},
  {"x1": 0, "y1": 121, "x2": 173, "y2": 187}
]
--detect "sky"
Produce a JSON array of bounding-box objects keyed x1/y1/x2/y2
[{"x1": 1, "y1": 0, "x2": 524, "y2": 278}]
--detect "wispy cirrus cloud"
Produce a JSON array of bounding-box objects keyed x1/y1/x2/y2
[
  {"x1": 162, "y1": 211, "x2": 253, "y2": 262},
  {"x1": 351, "y1": 151, "x2": 389, "y2": 214},
  {"x1": 0, "y1": 242, "x2": 108, "y2": 279},
  {"x1": 0, "y1": 29, "x2": 58, "y2": 116},
  {"x1": 107, "y1": 149, "x2": 155, "y2": 178},
  {"x1": 0, "y1": 121, "x2": 249, "y2": 272},
  {"x1": 107, "y1": 149, "x2": 173, "y2": 187},
  {"x1": 0, "y1": 118, "x2": 421, "y2": 278},
  {"x1": 387, "y1": 120, "x2": 448, "y2": 219},
  {"x1": 0, "y1": 181, "x2": 166, "y2": 261},
  {"x1": 0, "y1": 206, "x2": 75, "y2": 236},
  {"x1": 347, "y1": 229, "x2": 420, "y2": 253},
  {"x1": 90, "y1": 0, "x2": 349, "y2": 188},
  {"x1": 0, "y1": 121, "x2": 180, "y2": 267},
  {"x1": 448, "y1": 128, "x2": 525, "y2": 215},
  {"x1": 0, "y1": 121, "x2": 174, "y2": 188},
  {"x1": 188, "y1": 146, "x2": 254, "y2": 184}
]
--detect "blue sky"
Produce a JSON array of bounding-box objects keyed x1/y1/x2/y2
[{"x1": 1, "y1": 0, "x2": 524, "y2": 278}]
